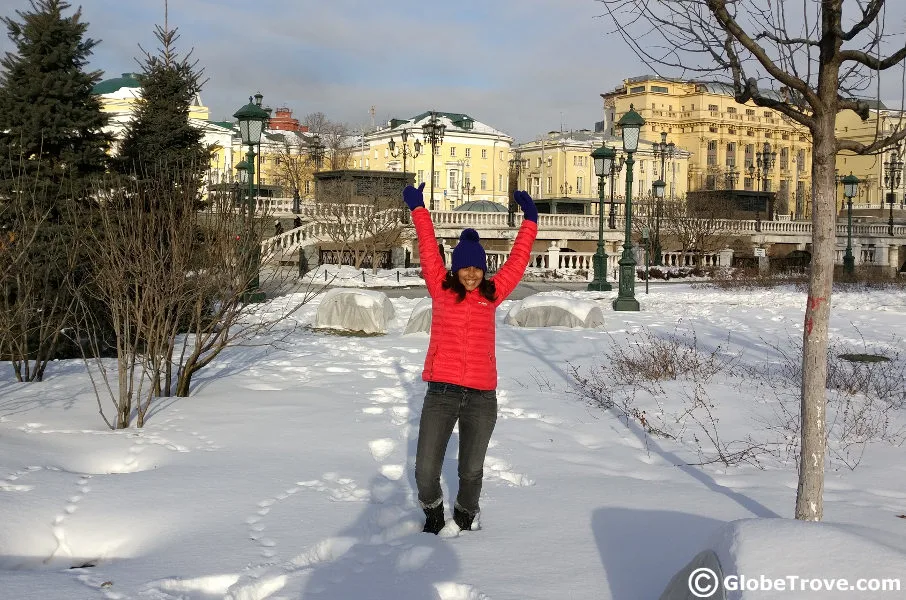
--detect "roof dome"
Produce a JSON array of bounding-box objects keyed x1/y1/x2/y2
[
  {"x1": 453, "y1": 200, "x2": 508, "y2": 212},
  {"x1": 92, "y1": 72, "x2": 141, "y2": 95}
]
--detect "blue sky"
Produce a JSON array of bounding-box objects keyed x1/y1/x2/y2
[{"x1": 2, "y1": 0, "x2": 906, "y2": 143}]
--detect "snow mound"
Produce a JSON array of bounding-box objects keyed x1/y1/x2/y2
[
  {"x1": 403, "y1": 297, "x2": 433, "y2": 335},
  {"x1": 661, "y1": 518, "x2": 906, "y2": 600},
  {"x1": 314, "y1": 288, "x2": 395, "y2": 334},
  {"x1": 504, "y1": 294, "x2": 604, "y2": 328}
]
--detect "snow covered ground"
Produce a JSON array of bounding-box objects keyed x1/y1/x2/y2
[{"x1": 1, "y1": 277, "x2": 905, "y2": 599}]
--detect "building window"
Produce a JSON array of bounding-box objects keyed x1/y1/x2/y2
[
  {"x1": 465, "y1": 147, "x2": 471, "y2": 158},
  {"x1": 449, "y1": 170, "x2": 457, "y2": 190},
  {"x1": 780, "y1": 147, "x2": 789, "y2": 170},
  {"x1": 450, "y1": 147, "x2": 456, "y2": 157},
  {"x1": 727, "y1": 106, "x2": 737, "y2": 114},
  {"x1": 651, "y1": 85, "x2": 668, "y2": 93},
  {"x1": 433, "y1": 170, "x2": 439, "y2": 187},
  {"x1": 709, "y1": 126, "x2": 718, "y2": 133},
  {"x1": 547, "y1": 157, "x2": 552, "y2": 167},
  {"x1": 746, "y1": 108, "x2": 756, "y2": 116},
  {"x1": 630, "y1": 85, "x2": 646, "y2": 94},
  {"x1": 499, "y1": 150, "x2": 504, "y2": 160},
  {"x1": 417, "y1": 170, "x2": 424, "y2": 184},
  {"x1": 537, "y1": 157, "x2": 542, "y2": 168},
  {"x1": 726, "y1": 142, "x2": 736, "y2": 166},
  {"x1": 478, "y1": 148, "x2": 484, "y2": 159},
  {"x1": 708, "y1": 104, "x2": 719, "y2": 112},
  {"x1": 546, "y1": 176, "x2": 552, "y2": 194},
  {"x1": 498, "y1": 174, "x2": 503, "y2": 190},
  {"x1": 577, "y1": 176, "x2": 583, "y2": 194},
  {"x1": 480, "y1": 173, "x2": 487, "y2": 190}
]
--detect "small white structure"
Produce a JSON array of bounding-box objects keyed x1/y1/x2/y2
[
  {"x1": 314, "y1": 288, "x2": 395, "y2": 334},
  {"x1": 403, "y1": 297, "x2": 433, "y2": 335},
  {"x1": 504, "y1": 295, "x2": 604, "y2": 329}
]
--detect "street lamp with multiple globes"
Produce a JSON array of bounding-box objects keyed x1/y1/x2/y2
[
  {"x1": 613, "y1": 104, "x2": 644, "y2": 311},
  {"x1": 388, "y1": 128, "x2": 421, "y2": 176},
  {"x1": 422, "y1": 111, "x2": 446, "y2": 210},
  {"x1": 588, "y1": 143, "x2": 616, "y2": 291},
  {"x1": 651, "y1": 178, "x2": 666, "y2": 268},
  {"x1": 651, "y1": 131, "x2": 675, "y2": 266},
  {"x1": 508, "y1": 157, "x2": 528, "y2": 227},
  {"x1": 307, "y1": 134, "x2": 326, "y2": 170},
  {"x1": 608, "y1": 153, "x2": 626, "y2": 229},
  {"x1": 232, "y1": 96, "x2": 270, "y2": 301},
  {"x1": 883, "y1": 147, "x2": 903, "y2": 235},
  {"x1": 841, "y1": 173, "x2": 860, "y2": 275}
]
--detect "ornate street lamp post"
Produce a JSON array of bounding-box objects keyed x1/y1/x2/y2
[
  {"x1": 608, "y1": 154, "x2": 625, "y2": 229},
  {"x1": 754, "y1": 142, "x2": 777, "y2": 225},
  {"x1": 613, "y1": 105, "x2": 644, "y2": 311},
  {"x1": 388, "y1": 128, "x2": 421, "y2": 177},
  {"x1": 308, "y1": 134, "x2": 326, "y2": 171},
  {"x1": 651, "y1": 178, "x2": 666, "y2": 268},
  {"x1": 841, "y1": 173, "x2": 860, "y2": 275},
  {"x1": 508, "y1": 157, "x2": 528, "y2": 227},
  {"x1": 883, "y1": 147, "x2": 902, "y2": 236},
  {"x1": 651, "y1": 132, "x2": 675, "y2": 266},
  {"x1": 422, "y1": 111, "x2": 446, "y2": 210},
  {"x1": 233, "y1": 97, "x2": 270, "y2": 301},
  {"x1": 588, "y1": 143, "x2": 615, "y2": 291}
]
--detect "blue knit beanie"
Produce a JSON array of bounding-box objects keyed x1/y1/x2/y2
[{"x1": 451, "y1": 228, "x2": 487, "y2": 273}]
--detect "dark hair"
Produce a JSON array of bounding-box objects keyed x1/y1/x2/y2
[{"x1": 441, "y1": 270, "x2": 497, "y2": 303}]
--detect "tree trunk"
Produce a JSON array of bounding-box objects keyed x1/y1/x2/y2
[{"x1": 795, "y1": 114, "x2": 836, "y2": 521}]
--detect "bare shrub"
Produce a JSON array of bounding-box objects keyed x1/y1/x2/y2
[
  {"x1": 567, "y1": 325, "x2": 768, "y2": 466},
  {"x1": 75, "y1": 167, "x2": 321, "y2": 429},
  {"x1": 753, "y1": 333, "x2": 906, "y2": 470}
]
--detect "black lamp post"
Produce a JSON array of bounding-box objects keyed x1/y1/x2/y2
[
  {"x1": 588, "y1": 144, "x2": 615, "y2": 291},
  {"x1": 462, "y1": 183, "x2": 476, "y2": 202},
  {"x1": 422, "y1": 111, "x2": 446, "y2": 210},
  {"x1": 308, "y1": 134, "x2": 326, "y2": 171},
  {"x1": 651, "y1": 132, "x2": 675, "y2": 266},
  {"x1": 725, "y1": 167, "x2": 740, "y2": 189},
  {"x1": 508, "y1": 157, "x2": 527, "y2": 227},
  {"x1": 608, "y1": 154, "x2": 625, "y2": 229},
  {"x1": 388, "y1": 128, "x2": 421, "y2": 177},
  {"x1": 233, "y1": 97, "x2": 270, "y2": 302},
  {"x1": 755, "y1": 142, "x2": 777, "y2": 223},
  {"x1": 651, "y1": 178, "x2": 666, "y2": 268},
  {"x1": 613, "y1": 104, "x2": 644, "y2": 312},
  {"x1": 841, "y1": 173, "x2": 860, "y2": 275},
  {"x1": 883, "y1": 147, "x2": 902, "y2": 236}
]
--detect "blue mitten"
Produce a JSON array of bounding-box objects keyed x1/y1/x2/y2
[
  {"x1": 514, "y1": 190, "x2": 538, "y2": 222},
  {"x1": 403, "y1": 182, "x2": 426, "y2": 211}
]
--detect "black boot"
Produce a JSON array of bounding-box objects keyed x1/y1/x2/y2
[
  {"x1": 422, "y1": 502, "x2": 445, "y2": 534},
  {"x1": 453, "y1": 505, "x2": 476, "y2": 531}
]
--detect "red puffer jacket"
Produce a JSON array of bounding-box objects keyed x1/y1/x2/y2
[{"x1": 413, "y1": 207, "x2": 538, "y2": 391}]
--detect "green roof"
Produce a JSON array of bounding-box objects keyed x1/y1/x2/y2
[{"x1": 92, "y1": 72, "x2": 142, "y2": 95}]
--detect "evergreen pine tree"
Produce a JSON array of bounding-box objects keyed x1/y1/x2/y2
[
  {"x1": 0, "y1": 0, "x2": 110, "y2": 211},
  {"x1": 115, "y1": 23, "x2": 209, "y2": 186}
]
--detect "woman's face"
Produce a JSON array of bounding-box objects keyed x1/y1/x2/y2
[{"x1": 456, "y1": 266, "x2": 484, "y2": 292}]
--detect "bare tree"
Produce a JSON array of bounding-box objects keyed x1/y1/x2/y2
[
  {"x1": 272, "y1": 137, "x2": 316, "y2": 196},
  {"x1": 664, "y1": 195, "x2": 732, "y2": 266},
  {"x1": 304, "y1": 112, "x2": 356, "y2": 170},
  {"x1": 598, "y1": 0, "x2": 906, "y2": 520},
  {"x1": 314, "y1": 175, "x2": 409, "y2": 270},
  {"x1": 77, "y1": 167, "x2": 320, "y2": 429}
]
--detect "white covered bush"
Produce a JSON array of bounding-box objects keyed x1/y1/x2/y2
[
  {"x1": 314, "y1": 288, "x2": 395, "y2": 334},
  {"x1": 504, "y1": 294, "x2": 604, "y2": 329},
  {"x1": 403, "y1": 297, "x2": 433, "y2": 335}
]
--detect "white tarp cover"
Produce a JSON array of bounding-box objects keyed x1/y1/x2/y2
[
  {"x1": 403, "y1": 297, "x2": 433, "y2": 335},
  {"x1": 504, "y1": 294, "x2": 604, "y2": 328},
  {"x1": 314, "y1": 288, "x2": 395, "y2": 334}
]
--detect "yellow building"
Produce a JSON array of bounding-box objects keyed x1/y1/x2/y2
[
  {"x1": 602, "y1": 75, "x2": 814, "y2": 218},
  {"x1": 512, "y1": 129, "x2": 691, "y2": 215},
  {"x1": 835, "y1": 103, "x2": 904, "y2": 210},
  {"x1": 364, "y1": 111, "x2": 513, "y2": 211}
]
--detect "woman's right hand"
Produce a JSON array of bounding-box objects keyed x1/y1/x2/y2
[{"x1": 403, "y1": 182, "x2": 426, "y2": 211}]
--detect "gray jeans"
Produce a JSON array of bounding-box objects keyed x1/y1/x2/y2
[{"x1": 414, "y1": 382, "x2": 497, "y2": 515}]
